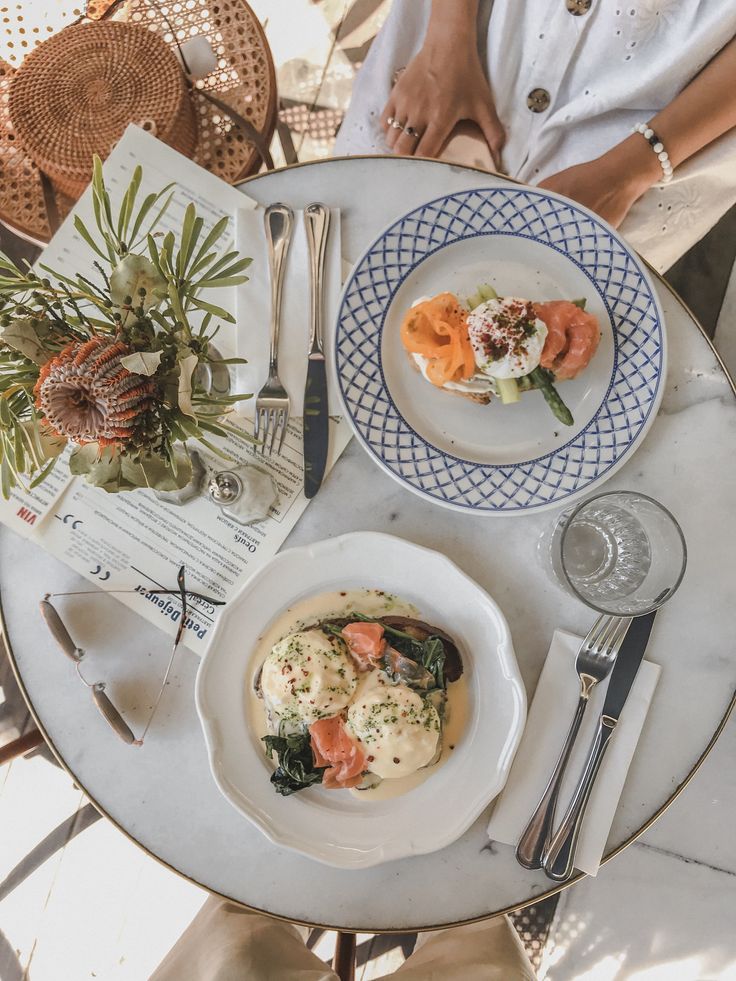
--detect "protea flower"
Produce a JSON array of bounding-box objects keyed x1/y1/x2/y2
[{"x1": 34, "y1": 337, "x2": 157, "y2": 448}]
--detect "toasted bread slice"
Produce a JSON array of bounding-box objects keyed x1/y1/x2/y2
[{"x1": 406, "y1": 348, "x2": 492, "y2": 405}]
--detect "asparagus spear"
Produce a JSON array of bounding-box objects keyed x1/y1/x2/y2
[{"x1": 529, "y1": 367, "x2": 574, "y2": 426}]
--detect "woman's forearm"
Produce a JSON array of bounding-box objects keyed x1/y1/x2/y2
[
  {"x1": 607, "y1": 35, "x2": 736, "y2": 194},
  {"x1": 650, "y1": 35, "x2": 736, "y2": 167},
  {"x1": 425, "y1": 0, "x2": 480, "y2": 48}
]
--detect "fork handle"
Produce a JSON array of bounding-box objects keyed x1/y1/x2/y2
[
  {"x1": 304, "y1": 203, "x2": 331, "y2": 356},
  {"x1": 515, "y1": 691, "x2": 589, "y2": 869},
  {"x1": 542, "y1": 715, "x2": 617, "y2": 882},
  {"x1": 264, "y1": 203, "x2": 294, "y2": 373}
]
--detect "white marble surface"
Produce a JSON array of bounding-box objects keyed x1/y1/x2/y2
[
  {"x1": 1, "y1": 158, "x2": 735, "y2": 932},
  {"x1": 542, "y1": 717, "x2": 736, "y2": 980}
]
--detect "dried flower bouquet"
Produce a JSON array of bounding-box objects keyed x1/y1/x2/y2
[{"x1": 0, "y1": 158, "x2": 251, "y2": 496}]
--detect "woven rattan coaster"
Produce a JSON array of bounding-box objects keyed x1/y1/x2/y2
[
  {"x1": 9, "y1": 20, "x2": 197, "y2": 199},
  {"x1": 0, "y1": 0, "x2": 276, "y2": 243}
]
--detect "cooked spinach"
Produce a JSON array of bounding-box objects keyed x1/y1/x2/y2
[
  {"x1": 420, "y1": 636, "x2": 446, "y2": 689},
  {"x1": 262, "y1": 728, "x2": 326, "y2": 796}
]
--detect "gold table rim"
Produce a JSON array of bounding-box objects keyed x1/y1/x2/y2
[{"x1": 1, "y1": 153, "x2": 734, "y2": 936}]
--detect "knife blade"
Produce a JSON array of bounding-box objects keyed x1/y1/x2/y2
[
  {"x1": 303, "y1": 203, "x2": 331, "y2": 498},
  {"x1": 542, "y1": 609, "x2": 658, "y2": 881},
  {"x1": 304, "y1": 354, "x2": 329, "y2": 498},
  {"x1": 601, "y1": 608, "x2": 657, "y2": 721}
]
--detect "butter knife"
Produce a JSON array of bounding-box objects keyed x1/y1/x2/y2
[
  {"x1": 303, "y1": 203, "x2": 331, "y2": 499},
  {"x1": 542, "y1": 609, "x2": 658, "y2": 882}
]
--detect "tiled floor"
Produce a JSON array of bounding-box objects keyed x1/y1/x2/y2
[{"x1": 1, "y1": 1, "x2": 735, "y2": 979}]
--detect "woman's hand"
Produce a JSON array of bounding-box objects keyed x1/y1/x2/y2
[
  {"x1": 538, "y1": 136, "x2": 664, "y2": 228},
  {"x1": 380, "y1": 40, "x2": 505, "y2": 165}
]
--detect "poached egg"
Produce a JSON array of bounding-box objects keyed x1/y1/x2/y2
[
  {"x1": 346, "y1": 673, "x2": 441, "y2": 778},
  {"x1": 467, "y1": 296, "x2": 548, "y2": 379},
  {"x1": 260, "y1": 629, "x2": 357, "y2": 725}
]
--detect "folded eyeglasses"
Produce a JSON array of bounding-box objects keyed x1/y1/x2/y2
[{"x1": 40, "y1": 565, "x2": 224, "y2": 746}]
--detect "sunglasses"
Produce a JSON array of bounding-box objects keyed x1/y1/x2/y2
[{"x1": 39, "y1": 565, "x2": 224, "y2": 746}]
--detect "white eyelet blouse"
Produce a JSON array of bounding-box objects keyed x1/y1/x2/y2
[{"x1": 334, "y1": 0, "x2": 736, "y2": 271}]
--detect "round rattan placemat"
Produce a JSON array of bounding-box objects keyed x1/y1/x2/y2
[
  {"x1": 0, "y1": 0, "x2": 277, "y2": 243},
  {"x1": 9, "y1": 20, "x2": 197, "y2": 198}
]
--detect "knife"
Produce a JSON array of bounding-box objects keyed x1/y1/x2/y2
[
  {"x1": 542, "y1": 609, "x2": 658, "y2": 882},
  {"x1": 302, "y1": 202, "x2": 331, "y2": 499}
]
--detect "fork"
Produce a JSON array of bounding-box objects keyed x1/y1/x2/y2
[
  {"x1": 255, "y1": 203, "x2": 294, "y2": 454},
  {"x1": 515, "y1": 614, "x2": 632, "y2": 870}
]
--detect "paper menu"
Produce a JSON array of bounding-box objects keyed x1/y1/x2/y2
[
  {"x1": 0, "y1": 125, "x2": 353, "y2": 655},
  {"x1": 36, "y1": 415, "x2": 351, "y2": 655},
  {"x1": 0, "y1": 444, "x2": 73, "y2": 538},
  {"x1": 39, "y1": 124, "x2": 255, "y2": 360}
]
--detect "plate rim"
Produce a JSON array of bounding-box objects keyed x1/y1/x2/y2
[
  {"x1": 334, "y1": 185, "x2": 668, "y2": 515},
  {"x1": 195, "y1": 530, "x2": 527, "y2": 868}
]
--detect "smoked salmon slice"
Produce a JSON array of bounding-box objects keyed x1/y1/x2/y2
[
  {"x1": 341, "y1": 622, "x2": 387, "y2": 669},
  {"x1": 310, "y1": 716, "x2": 366, "y2": 789},
  {"x1": 400, "y1": 293, "x2": 476, "y2": 386},
  {"x1": 535, "y1": 301, "x2": 601, "y2": 381}
]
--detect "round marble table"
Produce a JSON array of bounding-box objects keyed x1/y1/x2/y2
[{"x1": 2, "y1": 158, "x2": 735, "y2": 933}]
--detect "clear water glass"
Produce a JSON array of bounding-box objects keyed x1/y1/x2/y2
[{"x1": 540, "y1": 491, "x2": 687, "y2": 616}]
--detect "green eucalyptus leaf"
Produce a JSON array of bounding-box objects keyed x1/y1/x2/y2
[
  {"x1": 12, "y1": 424, "x2": 25, "y2": 473},
  {"x1": 119, "y1": 350, "x2": 163, "y2": 376},
  {"x1": 74, "y1": 215, "x2": 109, "y2": 262},
  {"x1": 189, "y1": 215, "x2": 230, "y2": 271},
  {"x1": 177, "y1": 203, "x2": 199, "y2": 277},
  {"x1": 122, "y1": 451, "x2": 192, "y2": 492},
  {"x1": 29, "y1": 455, "x2": 59, "y2": 488},
  {"x1": 110, "y1": 255, "x2": 166, "y2": 311},
  {"x1": 70, "y1": 444, "x2": 191, "y2": 493},
  {"x1": 0, "y1": 453, "x2": 12, "y2": 499},
  {"x1": 20, "y1": 420, "x2": 66, "y2": 466},
  {"x1": 188, "y1": 297, "x2": 235, "y2": 322},
  {"x1": 0, "y1": 398, "x2": 12, "y2": 427},
  {"x1": 0, "y1": 317, "x2": 52, "y2": 364},
  {"x1": 194, "y1": 275, "x2": 249, "y2": 289},
  {"x1": 138, "y1": 189, "x2": 176, "y2": 246},
  {"x1": 117, "y1": 165, "x2": 142, "y2": 239}
]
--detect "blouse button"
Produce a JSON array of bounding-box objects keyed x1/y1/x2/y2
[
  {"x1": 527, "y1": 88, "x2": 551, "y2": 113},
  {"x1": 566, "y1": 0, "x2": 592, "y2": 12}
]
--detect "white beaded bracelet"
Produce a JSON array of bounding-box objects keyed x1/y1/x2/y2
[{"x1": 633, "y1": 122, "x2": 673, "y2": 184}]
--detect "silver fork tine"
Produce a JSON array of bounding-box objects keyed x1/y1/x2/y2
[
  {"x1": 609, "y1": 616, "x2": 633, "y2": 652},
  {"x1": 261, "y1": 409, "x2": 272, "y2": 456},
  {"x1": 591, "y1": 615, "x2": 618, "y2": 653},
  {"x1": 276, "y1": 409, "x2": 288, "y2": 453},
  {"x1": 254, "y1": 407, "x2": 261, "y2": 442},
  {"x1": 582, "y1": 614, "x2": 609, "y2": 651},
  {"x1": 267, "y1": 411, "x2": 279, "y2": 455}
]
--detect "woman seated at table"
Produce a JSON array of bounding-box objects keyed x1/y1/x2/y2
[{"x1": 333, "y1": 0, "x2": 736, "y2": 273}]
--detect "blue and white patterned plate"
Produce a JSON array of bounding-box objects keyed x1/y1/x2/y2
[{"x1": 335, "y1": 186, "x2": 666, "y2": 515}]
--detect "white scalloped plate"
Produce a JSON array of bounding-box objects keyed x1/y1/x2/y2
[{"x1": 195, "y1": 532, "x2": 526, "y2": 869}]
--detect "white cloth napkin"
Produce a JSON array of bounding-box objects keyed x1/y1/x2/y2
[
  {"x1": 234, "y1": 206, "x2": 343, "y2": 417},
  {"x1": 487, "y1": 629, "x2": 661, "y2": 876}
]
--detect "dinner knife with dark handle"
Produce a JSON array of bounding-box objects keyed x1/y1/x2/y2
[
  {"x1": 303, "y1": 202, "x2": 331, "y2": 499},
  {"x1": 542, "y1": 609, "x2": 658, "y2": 882}
]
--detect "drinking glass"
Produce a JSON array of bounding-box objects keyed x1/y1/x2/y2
[{"x1": 540, "y1": 490, "x2": 687, "y2": 616}]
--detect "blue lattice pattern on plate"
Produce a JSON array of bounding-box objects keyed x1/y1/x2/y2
[{"x1": 336, "y1": 188, "x2": 664, "y2": 513}]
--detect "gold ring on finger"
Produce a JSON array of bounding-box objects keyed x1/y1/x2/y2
[{"x1": 391, "y1": 118, "x2": 404, "y2": 130}]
